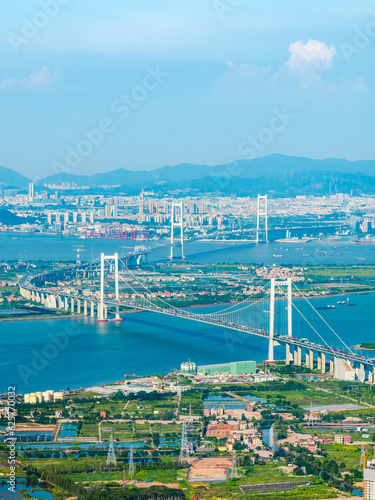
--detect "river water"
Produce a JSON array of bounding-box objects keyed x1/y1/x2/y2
[
  {"x1": 1, "y1": 233, "x2": 375, "y2": 265},
  {"x1": 1, "y1": 235, "x2": 375, "y2": 393},
  {"x1": 2, "y1": 292, "x2": 375, "y2": 394}
]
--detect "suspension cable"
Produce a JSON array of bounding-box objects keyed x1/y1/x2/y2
[{"x1": 292, "y1": 283, "x2": 353, "y2": 354}]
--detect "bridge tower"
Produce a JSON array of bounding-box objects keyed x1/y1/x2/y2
[
  {"x1": 268, "y1": 278, "x2": 292, "y2": 362},
  {"x1": 98, "y1": 252, "x2": 120, "y2": 321},
  {"x1": 170, "y1": 202, "x2": 185, "y2": 259},
  {"x1": 256, "y1": 194, "x2": 268, "y2": 243}
]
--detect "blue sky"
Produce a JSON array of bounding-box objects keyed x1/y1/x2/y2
[{"x1": 0, "y1": 0, "x2": 374, "y2": 178}]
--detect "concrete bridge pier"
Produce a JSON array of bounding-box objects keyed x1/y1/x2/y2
[
  {"x1": 320, "y1": 352, "x2": 326, "y2": 374},
  {"x1": 369, "y1": 369, "x2": 373, "y2": 384},
  {"x1": 294, "y1": 346, "x2": 301, "y2": 366},
  {"x1": 358, "y1": 363, "x2": 365, "y2": 383},
  {"x1": 77, "y1": 299, "x2": 81, "y2": 314},
  {"x1": 330, "y1": 357, "x2": 334, "y2": 373},
  {"x1": 90, "y1": 301, "x2": 95, "y2": 317},
  {"x1": 71, "y1": 298, "x2": 75, "y2": 314},
  {"x1": 308, "y1": 349, "x2": 314, "y2": 370},
  {"x1": 65, "y1": 297, "x2": 69, "y2": 311},
  {"x1": 286, "y1": 344, "x2": 294, "y2": 364},
  {"x1": 305, "y1": 350, "x2": 310, "y2": 368},
  {"x1": 83, "y1": 300, "x2": 88, "y2": 316},
  {"x1": 305, "y1": 349, "x2": 314, "y2": 370}
]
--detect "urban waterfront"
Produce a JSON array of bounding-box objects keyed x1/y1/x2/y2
[{"x1": 3, "y1": 292, "x2": 375, "y2": 394}]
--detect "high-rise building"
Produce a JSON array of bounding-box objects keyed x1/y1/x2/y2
[
  {"x1": 28, "y1": 182, "x2": 34, "y2": 201},
  {"x1": 364, "y1": 465, "x2": 375, "y2": 500}
]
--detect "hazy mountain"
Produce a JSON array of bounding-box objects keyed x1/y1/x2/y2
[
  {"x1": 2, "y1": 155, "x2": 375, "y2": 195},
  {"x1": 36, "y1": 155, "x2": 375, "y2": 187},
  {"x1": 144, "y1": 170, "x2": 375, "y2": 197},
  {"x1": 0, "y1": 166, "x2": 30, "y2": 188}
]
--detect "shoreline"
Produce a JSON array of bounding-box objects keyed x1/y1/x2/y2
[
  {"x1": 0, "y1": 308, "x2": 140, "y2": 322},
  {"x1": 353, "y1": 344, "x2": 375, "y2": 351}
]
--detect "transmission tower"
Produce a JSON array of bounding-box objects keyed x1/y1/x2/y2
[
  {"x1": 230, "y1": 450, "x2": 238, "y2": 479},
  {"x1": 129, "y1": 444, "x2": 135, "y2": 477},
  {"x1": 308, "y1": 401, "x2": 314, "y2": 427},
  {"x1": 106, "y1": 431, "x2": 116, "y2": 466},
  {"x1": 179, "y1": 421, "x2": 190, "y2": 466}
]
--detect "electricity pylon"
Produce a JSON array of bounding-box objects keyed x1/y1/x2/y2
[
  {"x1": 106, "y1": 431, "x2": 116, "y2": 466},
  {"x1": 179, "y1": 421, "x2": 190, "y2": 466}
]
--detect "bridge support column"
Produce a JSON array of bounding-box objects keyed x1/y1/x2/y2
[
  {"x1": 308, "y1": 349, "x2": 314, "y2": 370},
  {"x1": 305, "y1": 351, "x2": 310, "y2": 368},
  {"x1": 65, "y1": 297, "x2": 69, "y2": 311},
  {"x1": 369, "y1": 370, "x2": 373, "y2": 384},
  {"x1": 330, "y1": 357, "x2": 335, "y2": 373},
  {"x1": 83, "y1": 300, "x2": 88, "y2": 316},
  {"x1": 286, "y1": 344, "x2": 294, "y2": 364},
  {"x1": 294, "y1": 346, "x2": 301, "y2": 366},
  {"x1": 59, "y1": 297, "x2": 64, "y2": 309},
  {"x1": 358, "y1": 363, "x2": 365, "y2": 383},
  {"x1": 104, "y1": 307, "x2": 108, "y2": 320},
  {"x1": 77, "y1": 299, "x2": 81, "y2": 314},
  {"x1": 91, "y1": 301, "x2": 95, "y2": 317},
  {"x1": 71, "y1": 298, "x2": 74, "y2": 314},
  {"x1": 320, "y1": 353, "x2": 326, "y2": 374}
]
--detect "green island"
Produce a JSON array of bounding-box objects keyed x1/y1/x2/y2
[{"x1": 356, "y1": 342, "x2": 375, "y2": 350}]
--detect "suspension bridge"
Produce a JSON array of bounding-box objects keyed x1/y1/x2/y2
[{"x1": 19, "y1": 250, "x2": 375, "y2": 384}]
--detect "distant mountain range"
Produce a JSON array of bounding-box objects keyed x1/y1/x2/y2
[
  {"x1": 0, "y1": 166, "x2": 30, "y2": 188},
  {"x1": 1, "y1": 154, "x2": 375, "y2": 196}
]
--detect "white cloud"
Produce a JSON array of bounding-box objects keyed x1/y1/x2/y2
[
  {"x1": 0, "y1": 66, "x2": 59, "y2": 90},
  {"x1": 0, "y1": 78, "x2": 17, "y2": 89},
  {"x1": 21, "y1": 66, "x2": 59, "y2": 88},
  {"x1": 286, "y1": 39, "x2": 336, "y2": 74}
]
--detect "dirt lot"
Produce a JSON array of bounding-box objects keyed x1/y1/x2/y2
[{"x1": 189, "y1": 457, "x2": 232, "y2": 480}]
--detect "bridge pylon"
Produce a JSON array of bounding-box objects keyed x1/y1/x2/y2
[
  {"x1": 268, "y1": 278, "x2": 292, "y2": 362},
  {"x1": 170, "y1": 202, "x2": 185, "y2": 259},
  {"x1": 98, "y1": 252, "x2": 121, "y2": 322}
]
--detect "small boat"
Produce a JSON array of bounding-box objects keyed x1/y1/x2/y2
[
  {"x1": 273, "y1": 255, "x2": 283, "y2": 258},
  {"x1": 356, "y1": 257, "x2": 366, "y2": 261},
  {"x1": 302, "y1": 254, "x2": 310, "y2": 256}
]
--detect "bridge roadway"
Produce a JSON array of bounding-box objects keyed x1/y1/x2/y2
[{"x1": 18, "y1": 261, "x2": 375, "y2": 382}]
